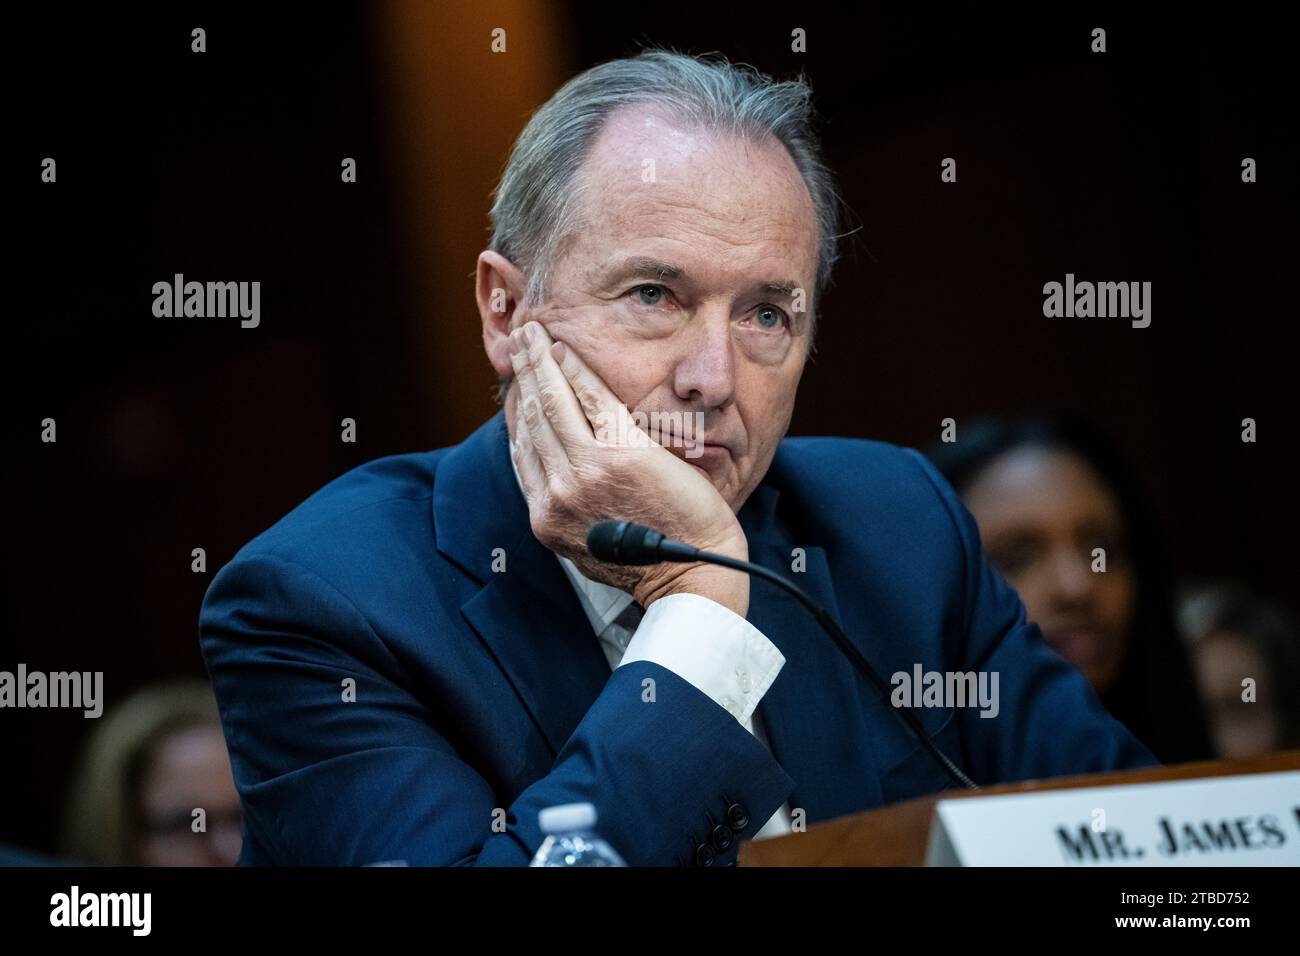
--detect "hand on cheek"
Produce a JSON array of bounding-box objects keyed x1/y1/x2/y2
[{"x1": 508, "y1": 320, "x2": 750, "y2": 615}]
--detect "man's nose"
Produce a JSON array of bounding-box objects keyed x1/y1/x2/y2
[{"x1": 672, "y1": 312, "x2": 736, "y2": 409}]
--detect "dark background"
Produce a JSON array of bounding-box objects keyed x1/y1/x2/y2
[{"x1": 9, "y1": 5, "x2": 1295, "y2": 854}]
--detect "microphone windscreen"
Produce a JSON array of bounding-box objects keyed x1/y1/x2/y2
[{"x1": 586, "y1": 520, "x2": 629, "y2": 563}]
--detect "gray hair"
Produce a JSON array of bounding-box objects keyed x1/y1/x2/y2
[{"x1": 487, "y1": 48, "x2": 844, "y2": 400}]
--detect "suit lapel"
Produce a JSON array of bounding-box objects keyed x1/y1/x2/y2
[
  {"x1": 434, "y1": 412, "x2": 613, "y2": 757},
  {"x1": 460, "y1": 531, "x2": 616, "y2": 757}
]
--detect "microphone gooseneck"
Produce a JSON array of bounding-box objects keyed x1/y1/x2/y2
[{"x1": 586, "y1": 519, "x2": 978, "y2": 791}]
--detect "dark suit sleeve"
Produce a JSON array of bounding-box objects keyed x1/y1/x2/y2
[
  {"x1": 199, "y1": 552, "x2": 795, "y2": 866},
  {"x1": 902, "y1": 449, "x2": 1160, "y2": 782}
]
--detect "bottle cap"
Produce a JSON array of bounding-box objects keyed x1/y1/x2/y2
[{"x1": 538, "y1": 802, "x2": 597, "y2": 834}]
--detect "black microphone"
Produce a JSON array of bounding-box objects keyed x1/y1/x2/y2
[
  {"x1": 586, "y1": 520, "x2": 978, "y2": 791},
  {"x1": 585, "y1": 519, "x2": 700, "y2": 565}
]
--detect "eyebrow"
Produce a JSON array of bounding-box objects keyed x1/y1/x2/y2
[{"x1": 598, "y1": 256, "x2": 801, "y2": 299}]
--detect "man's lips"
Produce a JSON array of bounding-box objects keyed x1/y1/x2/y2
[{"x1": 665, "y1": 442, "x2": 731, "y2": 473}]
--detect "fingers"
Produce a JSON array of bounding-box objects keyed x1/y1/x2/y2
[
  {"x1": 549, "y1": 336, "x2": 621, "y2": 432},
  {"x1": 510, "y1": 421, "x2": 545, "y2": 507},
  {"x1": 513, "y1": 322, "x2": 593, "y2": 449},
  {"x1": 511, "y1": 329, "x2": 567, "y2": 479},
  {"x1": 547, "y1": 330, "x2": 654, "y2": 451}
]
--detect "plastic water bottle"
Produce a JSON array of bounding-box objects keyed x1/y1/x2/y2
[{"x1": 529, "y1": 802, "x2": 627, "y2": 866}]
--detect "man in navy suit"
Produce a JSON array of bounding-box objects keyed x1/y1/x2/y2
[{"x1": 199, "y1": 50, "x2": 1156, "y2": 866}]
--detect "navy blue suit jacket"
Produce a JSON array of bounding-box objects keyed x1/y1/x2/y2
[{"x1": 199, "y1": 411, "x2": 1156, "y2": 865}]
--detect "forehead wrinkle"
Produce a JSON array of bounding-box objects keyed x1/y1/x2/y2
[
  {"x1": 599, "y1": 186, "x2": 812, "y2": 260},
  {"x1": 569, "y1": 121, "x2": 818, "y2": 298}
]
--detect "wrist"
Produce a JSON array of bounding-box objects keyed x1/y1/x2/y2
[{"x1": 636, "y1": 561, "x2": 750, "y2": 618}]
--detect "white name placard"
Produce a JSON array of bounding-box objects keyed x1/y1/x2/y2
[{"x1": 925, "y1": 770, "x2": 1300, "y2": 866}]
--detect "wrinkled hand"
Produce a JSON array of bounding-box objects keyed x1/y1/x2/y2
[{"x1": 509, "y1": 320, "x2": 750, "y2": 616}]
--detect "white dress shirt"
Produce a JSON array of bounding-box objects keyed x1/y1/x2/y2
[
  {"x1": 507, "y1": 450, "x2": 794, "y2": 840},
  {"x1": 554, "y1": 557, "x2": 794, "y2": 841}
]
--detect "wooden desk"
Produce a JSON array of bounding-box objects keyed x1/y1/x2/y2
[{"x1": 740, "y1": 750, "x2": 1300, "y2": 866}]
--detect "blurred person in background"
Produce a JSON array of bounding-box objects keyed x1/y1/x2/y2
[
  {"x1": 1179, "y1": 584, "x2": 1300, "y2": 759},
  {"x1": 927, "y1": 415, "x2": 1213, "y2": 765},
  {"x1": 61, "y1": 679, "x2": 241, "y2": 866}
]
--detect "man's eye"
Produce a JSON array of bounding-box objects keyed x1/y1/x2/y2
[
  {"x1": 632, "y1": 284, "x2": 668, "y2": 307},
  {"x1": 751, "y1": 305, "x2": 789, "y2": 331}
]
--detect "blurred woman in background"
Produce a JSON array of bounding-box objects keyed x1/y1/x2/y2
[
  {"x1": 1179, "y1": 584, "x2": 1300, "y2": 759},
  {"x1": 61, "y1": 679, "x2": 241, "y2": 866},
  {"x1": 927, "y1": 415, "x2": 1213, "y2": 764}
]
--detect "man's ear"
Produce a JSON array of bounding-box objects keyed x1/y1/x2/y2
[{"x1": 477, "y1": 251, "x2": 528, "y2": 379}]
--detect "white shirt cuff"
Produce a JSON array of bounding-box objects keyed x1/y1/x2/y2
[{"x1": 618, "y1": 592, "x2": 784, "y2": 727}]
